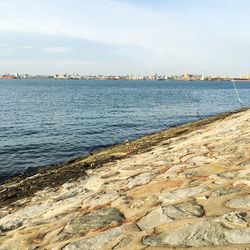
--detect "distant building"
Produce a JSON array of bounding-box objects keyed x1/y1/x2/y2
[
  {"x1": 242, "y1": 73, "x2": 250, "y2": 79},
  {"x1": 54, "y1": 73, "x2": 68, "y2": 79},
  {"x1": 0, "y1": 73, "x2": 16, "y2": 79}
]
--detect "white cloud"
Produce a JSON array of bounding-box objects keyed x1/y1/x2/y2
[
  {"x1": 0, "y1": 0, "x2": 162, "y2": 47},
  {"x1": 0, "y1": 47, "x2": 15, "y2": 53},
  {"x1": 0, "y1": 59, "x2": 109, "y2": 74},
  {"x1": 0, "y1": 0, "x2": 250, "y2": 74},
  {"x1": 19, "y1": 46, "x2": 34, "y2": 49},
  {"x1": 42, "y1": 47, "x2": 73, "y2": 54}
]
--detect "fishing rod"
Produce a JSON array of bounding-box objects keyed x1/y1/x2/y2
[
  {"x1": 231, "y1": 80, "x2": 244, "y2": 108},
  {"x1": 181, "y1": 89, "x2": 203, "y2": 121}
]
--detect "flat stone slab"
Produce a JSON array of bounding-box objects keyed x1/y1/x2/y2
[
  {"x1": 63, "y1": 208, "x2": 125, "y2": 235},
  {"x1": 162, "y1": 200, "x2": 205, "y2": 219},
  {"x1": 211, "y1": 188, "x2": 241, "y2": 197},
  {"x1": 62, "y1": 226, "x2": 124, "y2": 250},
  {"x1": 0, "y1": 216, "x2": 29, "y2": 232},
  {"x1": 0, "y1": 203, "x2": 51, "y2": 232},
  {"x1": 214, "y1": 212, "x2": 248, "y2": 229},
  {"x1": 137, "y1": 201, "x2": 204, "y2": 230},
  {"x1": 127, "y1": 172, "x2": 153, "y2": 189},
  {"x1": 84, "y1": 191, "x2": 120, "y2": 208},
  {"x1": 158, "y1": 186, "x2": 207, "y2": 204},
  {"x1": 143, "y1": 221, "x2": 250, "y2": 247},
  {"x1": 137, "y1": 207, "x2": 173, "y2": 230},
  {"x1": 226, "y1": 195, "x2": 250, "y2": 209}
]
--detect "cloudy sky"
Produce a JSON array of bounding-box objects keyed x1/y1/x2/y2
[{"x1": 0, "y1": 0, "x2": 249, "y2": 76}]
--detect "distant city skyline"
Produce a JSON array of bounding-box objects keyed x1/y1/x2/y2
[
  {"x1": 0, "y1": 0, "x2": 250, "y2": 76},
  {"x1": 2, "y1": 72, "x2": 250, "y2": 81}
]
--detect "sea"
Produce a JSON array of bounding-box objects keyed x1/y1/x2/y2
[{"x1": 0, "y1": 79, "x2": 249, "y2": 182}]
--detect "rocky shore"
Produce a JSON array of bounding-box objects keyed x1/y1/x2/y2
[{"x1": 0, "y1": 108, "x2": 249, "y2": 250}]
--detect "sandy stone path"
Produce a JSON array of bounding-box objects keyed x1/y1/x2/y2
[{"x1": 0, "y1": 109, "x2": 249, "y2": 250}]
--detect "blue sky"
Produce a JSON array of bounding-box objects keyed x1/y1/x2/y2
[{"x1": 0, "y1": 0, "x2": 249, "y2": 75}]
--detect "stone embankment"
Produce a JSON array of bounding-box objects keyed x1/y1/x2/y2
[{"x1": 0, "y1": 109, "x2": 249, "y2": 250}]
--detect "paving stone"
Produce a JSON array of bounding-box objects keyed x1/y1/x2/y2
[
  {"x1": 127, "y1": 172, "x2": 153, "y2": 189},
  {"x1": 137, "y1": 201, "x2": 204, "y2": 230},
  {"x1": 211, "y1": 188, "x2": 241, "y2": 197},
  {"x1": 162, "y1": 200, "x2": 204, "y2": 219},
  {"x1": 63, "y1": 207, "x2": 125, "y2": 235},
  {"x1": 0, "y1": 216, "x2": 29, "y2": 232},
  {"x1": 84, "y1": 191, "x2": 120, "y2": 208},
  {"x1": 143, "y1": 221, "x2": 250, "y2": 247},
  {"x1": 62, "y1": 226, "x2": 124, "y2": 250},
  {"x1": 158, "y1": 186, "x2": 208, "y2": 204},
  {"x1": 137, "y1": 207, "x2": 173, "y2": 230},
  {"x1": 214, "y1": 212, "x2": 248, "y2": 229},
  {"x1": 226, "y1": 195, "x2": 250, "y2": 209},
  {"x1": 217, "y1": 172, "x2": 238, "y2": 179}
]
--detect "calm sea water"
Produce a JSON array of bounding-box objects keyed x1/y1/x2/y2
[{"x1": 0, "y1": 79, "x2": 249, "y2": 182}]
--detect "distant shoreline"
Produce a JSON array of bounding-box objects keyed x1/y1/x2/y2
[{"x1": 1, "y1": 78, "x2": 250, "y2": 82}]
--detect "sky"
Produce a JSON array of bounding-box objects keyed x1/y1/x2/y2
[{"x1": 0, "y1": 0, "x2": 250, "y2": 76}]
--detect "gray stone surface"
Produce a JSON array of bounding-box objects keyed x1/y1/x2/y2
[
  {"x1": 112, "y1": 236, "x2": 133, "y2": 250},
  {"x1": 54, "y1": 191, "x2": 78, "y2": 202},
  {"x1": 137, "y1": 201, "x2": 204, "y2": 230},
  {"x1": 143, "y1": 221, "x2": 250, "y2": 247},
  {"x1": 63, "y1": 207, "x2": 125, "y2": 235},
  {"x1": 0, "y1": 216, "x2": 29, "y2": 232},
  {"x1": 0, "y1": 204, "x2": 50, "y2": 232},
  {"x1": 85, "y1": 191, "x2": 120, "y2": 208},
  {"x1": 159, "y1": 186, "x2": 207, "y2": 204},
  {"x1": 137, "y1": 207, "x2": 173, "y2": 230},
  {"x1": 19, "y1": 204, "x2": 51, "y2": 216},
  {"x1": 211, "y1": 188, "x2": 241, "y2": 197},
  {"x1": 127, "y1": 172, "x2": 153, "y2": 189},
  {"x1": 162, "y1": 201, "x2": 204, "y2": 219},
  {"x1": 226, "y1": 195, "x2": 250, "y2": 209},
  {"x1": 62, "y1": 226, "x2": 124, "y2": 250},
  {"x1": 214, "y1": 212, "x2": 248, "y2": 229},
  {"x1": 217, "y1": 172, "x2": 238, "y2": 179}
]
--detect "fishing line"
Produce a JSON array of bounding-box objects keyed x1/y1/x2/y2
[{"x1": 231, "y1": 80, "x2": 244, "y2": 107}]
